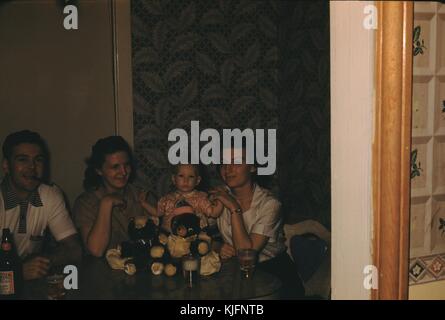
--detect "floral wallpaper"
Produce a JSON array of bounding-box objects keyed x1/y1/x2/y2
[{"x1": 131, "y1": 0, "x2": 330, "y2": 229}]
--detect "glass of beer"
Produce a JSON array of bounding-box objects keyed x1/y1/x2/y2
[
  {"x1": 182, "y1": 254, "x2": 200, "y2": 288},
  {"x1": 237, "y1": 249, "x2": 257, "y2": 279},
  {"x1": 46, "y1": 274, "x2": 66, "y2": 300}
]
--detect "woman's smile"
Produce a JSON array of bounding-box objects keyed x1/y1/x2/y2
[{"x1": 98, "y1": 151, "x2": 132, "y2": 193}]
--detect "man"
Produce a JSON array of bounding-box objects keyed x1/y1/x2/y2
[{"x1": 0, "y1": 130, "x2": 81, "y2": 280}]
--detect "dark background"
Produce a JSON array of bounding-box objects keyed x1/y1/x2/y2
[{"x1": 131, "y1": 0, "x2": 330, "y2": 229}]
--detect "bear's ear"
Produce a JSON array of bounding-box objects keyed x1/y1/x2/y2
[{"x1": 134, "y1": 216, "x2": 148, "y2": 228}]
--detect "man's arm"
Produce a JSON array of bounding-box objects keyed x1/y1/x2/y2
[
  {"x1": 23, "y1": 234, "x2": 82, "y2": 280},
  {"x1": 48, "y1": 233, "x2": 82, "y2": 267},
  {"x1": 22, "y1": 256, "x2": 51, "y2": 280}
]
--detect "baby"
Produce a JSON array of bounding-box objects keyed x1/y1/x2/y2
[{"x1": 140, "y1": 164, "x2": 223, "y2": 234}]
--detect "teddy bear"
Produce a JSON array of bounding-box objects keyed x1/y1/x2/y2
[
  {"x1": 106, "y1": 216, "x2": 158, "y2": 274},
  {"x1": 106, "y1": 201, "x2": 220, "y2": 277}
]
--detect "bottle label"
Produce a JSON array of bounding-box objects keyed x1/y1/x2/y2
[
  {"x1": 1, "y1": 243, "x2": 11, "y2": 251},
  {"x1": 0, "y1": 271, "x2": 15, "y2": 295}
]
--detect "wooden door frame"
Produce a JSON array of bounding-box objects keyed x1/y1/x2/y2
[{"x1": 373, "y1": 1, "x2": 413, "y2": 300}]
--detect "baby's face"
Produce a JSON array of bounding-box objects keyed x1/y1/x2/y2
[{"x1": 172, "y1": 165, "x2": 201, "y2": 193}]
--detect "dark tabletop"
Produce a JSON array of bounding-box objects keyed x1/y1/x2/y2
[{"x1": 23, "y1": 256, "x2": 282, "y2": 300}]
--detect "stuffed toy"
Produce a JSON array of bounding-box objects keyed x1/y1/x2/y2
[
  {"x1": 111, "y1": 216, "x2": 159, "y2": 272},
  {"x1": 200, "y1": 251, "x2": 221, "y2": 276},
  {"x1": 106, "y1": 201, "x2": 221, "y2": 277},
  {"x1": 148, "y1": 242, "x2": 184, "y2": 277},
  {"x1": 167, "y1": 233, "x2": 196, "y2": 258},
  {"x1": 105, "y1": 247, "x2": 137, "y2": 276},
  {"x1": 169, "y1": 200, "x2": 201, "y2": 237},
  {"x1": 165, "y1": 201, "x2": 201, "y2": 258},
  {"x1": 128, "y1": 216, "x2": 158, "y2": 245}
]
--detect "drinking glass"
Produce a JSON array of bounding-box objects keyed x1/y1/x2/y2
[
  {"x1": 237, "y1": 249, "x2": 257, "y2": 279},
  {"x1": 46, "y1": 274, "x2": 66, "y2": 300}
]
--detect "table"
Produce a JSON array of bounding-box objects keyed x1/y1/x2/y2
[{"x1": 23, "y1": 256, "x2": 282, "y2": 300}]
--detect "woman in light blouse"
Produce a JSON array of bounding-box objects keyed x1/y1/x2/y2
[{"x1": 211, "y1": 147, "x2": 305, "y2": 299}]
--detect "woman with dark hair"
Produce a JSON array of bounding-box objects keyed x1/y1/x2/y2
[
  {"x1": 210, "y1": 147, "x2": 305, "y2": 299},
  {"x1": 73, "y1": 136, "x2": 149, "y2": 257}
]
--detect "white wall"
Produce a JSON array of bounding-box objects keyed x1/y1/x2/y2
[{"x1": 330, "y1": 1, "x2": 375, "y2": 299}]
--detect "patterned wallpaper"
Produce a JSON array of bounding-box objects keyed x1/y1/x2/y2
[{"x1": 131, "y1": 0, "x2": 330, "y2": 229}]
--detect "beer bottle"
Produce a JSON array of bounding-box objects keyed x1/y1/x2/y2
[{"x1": 0, "y1": 228, "x2": 22, "y2": 299}]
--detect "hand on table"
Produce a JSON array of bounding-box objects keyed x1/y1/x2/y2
[
  {"x1": 219, "y1": 243, "x2": 236, "y2": 260},
  {"x1": 23, "y1": 256, "x2": 51, "y2": 280}
]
